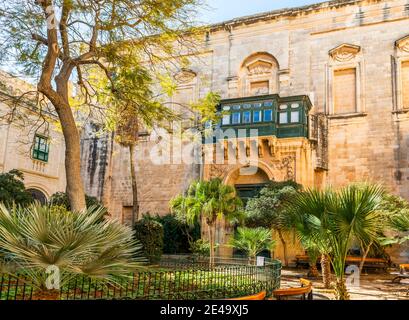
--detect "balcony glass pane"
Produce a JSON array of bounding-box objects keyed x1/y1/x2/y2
[
  {"x1": 291, "y1": 111, "x2": 300, "y2": 123},
  {"x1": 222, "y1": 114, "x2": 230, "y2": 125},
  {"x1": 279, "y1": 112, "x2": 288, "y2": 124},
  {"x1": 263, "y1": 109, "x2": 273, "y2": 122},
  {"x1": 243, "y1": 111, "x2": 251, "y2": 123},
  {"x1": 263, "y1": 101, "x2": 273, "y2": 107},
  {"x1": 253, "y1": 110, "x2": 261, "y2": 123},
  {"x1": 232, "y1": 112, "x2": 241, "y2": 124}
]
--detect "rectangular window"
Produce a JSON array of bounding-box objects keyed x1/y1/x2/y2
[
  {"x1": 333, "y1": 68, "x2": 357, "y2": 114},
  {"x1": 263, "y1": 109, "x2": 273, "y2": 122},
  {"x1": 32, "y1": 135, "x2": 49, "y2": 162},
  {"x1": 290, "y1": 111, "x2": 300, "y2": 123},
  {"x1": 243, "y1": 111, "x2": 251, "y2": 123},
  {"x1": 232, "y1": 112, "x2": 241, "y2": 124},
  {"x1": 222, "y1": 114, "x2": 231, "y2": 125},
  {"x1": 279, "y1": 112, "x2": 288, "y2": 124},
  {"x1": 250, "y1": 81, "x2": 269, "y2": 96},
  {"x1": 403, "y1": 61, "x2": 409, "y2": 109},
  {"x1": 253, "y1": 110, "x2": 262, "y2": 123}
]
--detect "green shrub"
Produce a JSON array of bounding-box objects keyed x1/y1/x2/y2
[
  {"x1": 190, "y1": 239, "x2": 212, "y2": 257},
  {"x1": 134, "y1": 215, "x2": 164, "y2": 264},
  {"x1": 152, "y1": 214, "x2": 200, "y2": 254},
  {"x1": 0, "y1": 169, "x2": 33, "y2": 207},
  {"x1": 229, "y1": 227, "x2": 276, "y2": 260}
]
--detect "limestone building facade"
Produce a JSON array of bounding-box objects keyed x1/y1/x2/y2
[
  {"x1": 0, "y1": 71, "x2": 67, "y2": 201},
  {"x1": 79, "y1": 0, "x2": 409, "y2": 261}
]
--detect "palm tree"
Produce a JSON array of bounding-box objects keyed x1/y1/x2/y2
[
  {"x1": 289, "y1": 189, "x2": 333, "y2": 288},
  {"x1": 379, "y1": 194, "x2": 409, "y2": 245},
  {"x1": 0, "y1": 204, "x2": 144, "y2": 299},
  {"x1": 328, "y1": 185, "x2": 384, "y2": 299},
  {"x1": 115, "y1": 116, "x2": 141, "y2": 226},
  {"x1": 229, "y1": 227, "x2": 276, "y2": 264},
  {"x1": 387, "y1": 212, "x2": 409, "y2": 242},
  {"x1": 290, "y1": 184, "x2": 384, "y2": 300},
  {"x1": 170, "y1": 178, "x2": 242, "y2": 267}
]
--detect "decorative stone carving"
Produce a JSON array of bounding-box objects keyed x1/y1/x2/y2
[
  {"x1": 209, "y1": 164, "x2": 229, "y2": 180},
  {"x1": 245, "y1": 140, "x2": 251, "y2": 157},
  {"x1": 246, "y1": 60, "x2": 273, "y2": 75},
  {"x1": 224, "y1": 140, "x2": 228, "y2": 160},
  {"x1": 258, "y1": 142, "x2": 264, "y2": 158},
  {"x1": 276, "y1": 154, "x2": 296, "y2": 181},
  {"x1": 266, "y1": 137, "x2": 277, "y2": 156},
  {"x1": 174, "y1": 69, "x2": 197, "y2": 84},
  {"x1": 396, "y1": 35, "x2": 409, "y2": 53},
  {"x1": 329, "y1": 44, "x2": 361, "y2": 62}
]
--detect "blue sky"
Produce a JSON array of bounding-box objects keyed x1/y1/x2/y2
[{"x1": 200, "y1": 0, "x2": 322, "y2": 23}]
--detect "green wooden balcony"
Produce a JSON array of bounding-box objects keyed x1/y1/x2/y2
[{"x1": 206, "y1": 94, "x2": 312, "y2": 142}]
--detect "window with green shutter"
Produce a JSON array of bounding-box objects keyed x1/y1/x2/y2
[{"x1": 32, "y1": 135, "x2": 49, "y2": 162}]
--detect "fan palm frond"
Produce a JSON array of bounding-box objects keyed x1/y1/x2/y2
[{"x1": 0, "y1": 204, "x2": 144, "y2": 290}]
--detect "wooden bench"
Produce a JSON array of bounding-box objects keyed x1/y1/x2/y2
[
  {"x1": 295, "y1": 255, "x2": 389, "y2": 271},
  {"x1": 228, "y1": 291, "x2": 266, "y2": 300},
  {"x1": 272, "y1": 279, "x2": 313, "y2": 300},
  {"x1": 345, "y1": 256, "x2": 389, "y2": 272},
  {"x1": 295, "y1": 255, "x2": 320, "y2": 268}
]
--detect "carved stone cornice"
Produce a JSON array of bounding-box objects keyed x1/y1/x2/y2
[
  {"x1": 329, "y1": 43, "x2": 361, "y2": 62},
  {"x1": 396, "y1": 35, "x2": 409, "y2": 53},
  {"x1": 174, "y1": 69, "x2": 197, "y2": 84},
  {"x1": 246, "y1": 60, "x2": 273, "y2": 75}
]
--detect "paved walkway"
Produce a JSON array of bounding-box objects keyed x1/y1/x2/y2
[{"x1": 280, "y1": 268, "x2": 409, "y2": 300}]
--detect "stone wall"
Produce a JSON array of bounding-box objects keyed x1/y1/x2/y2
[{"x1": 81, "y1": 129, "x2": 201, "y2": 220}]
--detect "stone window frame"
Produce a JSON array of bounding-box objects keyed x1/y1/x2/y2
[
  {"x1": 32, "y1": 134, "x2": 50, "y2": 163},
  {"x1": 393, "y1": 35, "x2": 409, "y2": 112},
  {"x1": 326, "y1": 44, "x2": 366, "y2": 117},
  {"x1": 238, "y1": 52, "x2": 280, "y2": 98},
  {"x1": 172, "y1": 69, "x2": 199, "y2": 105},
  {"x1": 171, "y1": 69, "x2": 199, "y2": 128}
]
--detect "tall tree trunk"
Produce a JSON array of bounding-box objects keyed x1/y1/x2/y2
[
  {"x1": 208, "y1": 222, "x2": 215, "y2": 268},
  {"x1": 277, "y1": 230, "x2": 288, "y2": 267},
  {"x1": 55, "y1": 77, "x2": 86, "y2": 212},
  {"x1": 308, "y1": 263, "x2": 320, "y2": 278},
  {"x1": 335, "y1": 277, "x2": 350, "y2": 300},
  {"x1": 321, "y1": 254, "x2": 332, "y2": 289},
  {"x1": 36, "y1": 2, "x2": 86, "y2": 212},
  {"x1": 129, "y1": 144, "x2": 139, "y2": 226}
]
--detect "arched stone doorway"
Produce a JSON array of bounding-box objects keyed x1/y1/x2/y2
[
  {"x1": 224, "y1": 164, "x2": 272, "y2": 203},
  {"x1": 27, "y1": 188, "x2": 47, "y2": 205}
]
